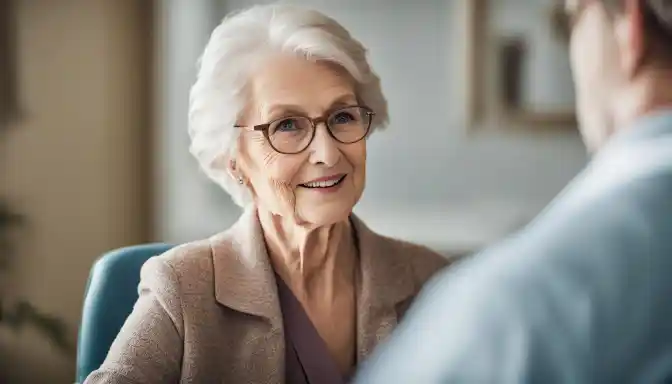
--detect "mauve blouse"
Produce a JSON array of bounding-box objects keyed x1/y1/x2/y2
[{"x1": 276, "y1": 276, "x2": 349, "y2": 384}]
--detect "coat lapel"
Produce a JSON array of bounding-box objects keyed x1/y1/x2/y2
[
  {"x1": 210, "y1": 207, "x2": 285, "y2": 383},
  {"x1": 350, "y1": 214, "x2": 417, "y2": 361},
  {"x1": 211, "y1": 207, "x2": 281, "y2": 320}
]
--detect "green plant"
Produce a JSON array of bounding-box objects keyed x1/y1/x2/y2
[{"x1": 0, "y1": 202, "x2": 74, "y2": 355}]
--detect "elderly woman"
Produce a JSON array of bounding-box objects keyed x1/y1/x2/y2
[{"x1": 85, "y1": 4, "x2": 450, "y2": 384}]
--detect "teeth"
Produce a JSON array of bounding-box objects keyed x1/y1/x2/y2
[{"x1": 302, "y1": 176, "x2": 343, "y2": 188}]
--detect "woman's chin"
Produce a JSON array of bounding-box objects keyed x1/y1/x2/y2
[{"x1": 295, "y1": 202, "x2": 355, "y2": 227}]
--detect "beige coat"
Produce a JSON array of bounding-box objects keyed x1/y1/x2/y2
[{"x1": 84, "y1": 208, "x2": 452, "y2": 383}]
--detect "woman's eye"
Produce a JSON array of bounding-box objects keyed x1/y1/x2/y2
[
  {"x1": 276, "y1": 119, "x2": 297, "y2": 131},
  {"x1": 333, "y1": 112, "x2": 355, "y2": 124}
]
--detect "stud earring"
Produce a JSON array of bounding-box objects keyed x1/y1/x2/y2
[{"x1": 238, "y1": 176, "x2": 244, "y2": 185}]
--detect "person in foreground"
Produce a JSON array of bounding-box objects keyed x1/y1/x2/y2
[
  {"x1": 354, "y1": 0, "x2": 672, "y2": 383},
  {"x1": 84, "y1": 4, "x2": 451, "y2": 384}
]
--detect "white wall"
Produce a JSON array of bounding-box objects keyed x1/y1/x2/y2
[
  {"x1": 156, "y1": 0, "x2": 588, "y2": 253},
  {"x1": 154, "y1": 0, "x2": 242, "y2": 243}
]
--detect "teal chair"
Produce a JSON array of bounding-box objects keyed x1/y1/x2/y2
[{"x1": 76, "y1": 243, "x2": 173, "y2": 383}]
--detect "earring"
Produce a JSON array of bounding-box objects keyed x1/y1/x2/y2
[{"x1": 238, "y1": 176, "x2": 244, "y2": 185}]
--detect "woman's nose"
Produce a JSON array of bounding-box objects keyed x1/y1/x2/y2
[{"x1": 307, "y1": 123, "x2": 340, "y2": 166}]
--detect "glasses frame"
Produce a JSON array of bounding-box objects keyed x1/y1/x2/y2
[{"x1": 234, "y1": 105, "x2": 375, "y2": 155}]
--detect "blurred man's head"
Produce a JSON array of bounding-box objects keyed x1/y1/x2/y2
[{"x1": 565, "y1": 0, "x2": 672, "y2": 151}]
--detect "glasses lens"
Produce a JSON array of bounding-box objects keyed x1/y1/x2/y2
[
  {"x1": 327, "y1": 106, "x2": 371, "y2": 144},
  {"x1": 268, "y1": 116, "x2": 313, "y2": 154}
]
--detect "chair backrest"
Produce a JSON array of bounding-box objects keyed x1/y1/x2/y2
[{"x1": 76, "y1": 243, "x2": 173, "y2": 383}]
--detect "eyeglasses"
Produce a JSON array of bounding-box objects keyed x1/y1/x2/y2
[{"x1": 234, "y1": 105, "x2": 375, "y2": 155}]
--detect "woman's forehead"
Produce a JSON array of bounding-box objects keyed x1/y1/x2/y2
[{"x1": 249, "y1": 54, "x2": 357, "y2": 114}]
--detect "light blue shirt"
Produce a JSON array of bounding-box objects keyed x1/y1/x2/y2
[{"x1": 354, "y1": 110, "x2": 672, "y2": 384}]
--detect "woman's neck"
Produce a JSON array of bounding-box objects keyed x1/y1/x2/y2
[{"x1": 257, "y1": 208, "x2": 357, "y2": 296}]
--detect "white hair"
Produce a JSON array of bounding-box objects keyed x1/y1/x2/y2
[{"x1": 188, "y1": 4, "x2": 389, "y2": 207}]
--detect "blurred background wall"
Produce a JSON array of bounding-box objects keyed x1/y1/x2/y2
[
  {"x1": 0, "y1": 1, "x2": 151, "y2": 382},
  {"x1": 0, "y1": 0, "x2": 587, "y2": 382}
]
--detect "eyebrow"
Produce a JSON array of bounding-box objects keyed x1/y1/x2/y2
[{"x1": 265, "y1": 93, "x2": 358, "y2": 120}]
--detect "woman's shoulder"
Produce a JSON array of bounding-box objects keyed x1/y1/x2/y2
[
  {"x1": 151, "y1": 238, "x2": 215, "y2": 274},
  {"x1": 353, "y1": 215, "x2": 457, "y2": 285},
  {"x1": 137, "y1": 239, "x2": 213, "y2": 298},
  {"x1": 379, "y1": 235, "x2": 453, "y2": 283},
  {"x1": 142, "y1": 230, "x2": 238, "y2": 294}
]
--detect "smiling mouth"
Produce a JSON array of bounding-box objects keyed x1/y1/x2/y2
[{"x1": 299, "y1": 175, "x2": 347, "y2": 189}]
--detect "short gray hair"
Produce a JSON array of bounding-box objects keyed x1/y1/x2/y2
[{"x1": 188, "y1": 4, "x2": 389, "y2": 207}]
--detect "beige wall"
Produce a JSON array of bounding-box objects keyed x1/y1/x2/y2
[{"x1": 0, "y1": 1, "x2": 152, "y2": 382}]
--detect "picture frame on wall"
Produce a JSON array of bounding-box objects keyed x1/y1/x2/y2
[{"x1": 463, "y1": 0, "x2": 577, "y2": 130}]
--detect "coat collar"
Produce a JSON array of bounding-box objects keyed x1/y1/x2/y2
[
  {"x1": 607, "y1": 108, "x2": 672, "y2": 148},
  {"x1": 209, "y1": 206, "x2": 417, "y2": 356}
]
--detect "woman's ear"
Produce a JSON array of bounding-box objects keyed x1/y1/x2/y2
[{"x1": 616, "y1": 0, "x2": 648, "y2": 77}]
